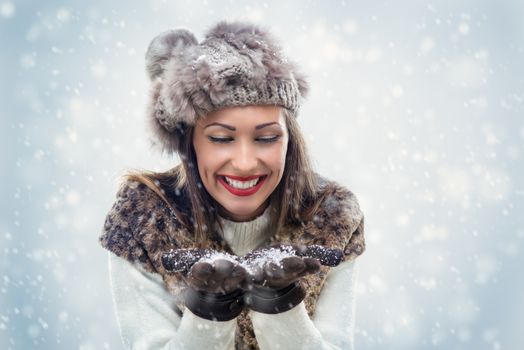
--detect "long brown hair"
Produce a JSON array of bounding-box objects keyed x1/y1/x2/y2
[{"x1": 121, "y1": 108, "x2": 328, "y2": 246}]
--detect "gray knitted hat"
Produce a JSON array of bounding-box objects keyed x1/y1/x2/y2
[{"x1": 144, "y1": 20, "x2": 309, "y2": 155}]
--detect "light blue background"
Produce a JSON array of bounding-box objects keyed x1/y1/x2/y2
[{"x1": 1, "y1": 0, "x2": 523, "y2": 349}]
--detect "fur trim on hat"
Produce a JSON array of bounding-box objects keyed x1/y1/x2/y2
[{"x1": 144, "y1": 20, "x2": 309, "y2": 156}]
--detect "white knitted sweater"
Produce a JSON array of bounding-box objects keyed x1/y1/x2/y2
[{"x1": 107, "y1": 205, "x2": 359, "y2": 349}]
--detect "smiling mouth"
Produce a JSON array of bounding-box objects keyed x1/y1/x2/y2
[
  {"x1": 217, "y1": 175, "x2": 268, "y2": 196},
  {"x1": 220, "y1": 175, "x2": 266, "y2": 189}
]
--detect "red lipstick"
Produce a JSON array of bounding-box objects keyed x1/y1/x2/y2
[{"x1": 217, "y1": 175, "x2": 267, "y2": 196}]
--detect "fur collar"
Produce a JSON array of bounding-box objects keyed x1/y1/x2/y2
[{"x1": 99, "y1": 174, "x2": 365, "y2": 349}]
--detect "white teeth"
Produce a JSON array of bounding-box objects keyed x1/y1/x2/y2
[{"x1": 224, "y1": 176, "x2": 261, "y2": 189}]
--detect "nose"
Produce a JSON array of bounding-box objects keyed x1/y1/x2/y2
[{"x1": 230, "y1": 139, "x2": 258, "y2": 173}]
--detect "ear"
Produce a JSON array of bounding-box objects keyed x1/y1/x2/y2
[{"x1": 145, "y1": 28, "x2": 198, "y2": 81}]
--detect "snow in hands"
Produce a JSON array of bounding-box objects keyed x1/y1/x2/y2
[
  {"x1": 239, "y1": 245, "x2": 298, "y2": 274},
  {"x1": 161, "y1": 244, "x2": 344, "y2": 274}
]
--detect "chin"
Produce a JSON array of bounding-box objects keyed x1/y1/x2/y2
[{"x1": 221, "y1": 201, "x2": 265, "y2": 221}]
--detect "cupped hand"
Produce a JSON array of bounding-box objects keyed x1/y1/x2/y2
[
  {"x1": 241, "y1": 244, "x2": 344, "y2": 289},
  {"x1": 161, "y1": 248, "x2": 213, "y2": 273},
  {"x1": 293, "y1": 244, "x2": 344, "y2": 267},
  {"x1": 188, "y1": 258, "x2": 249, "y2": 294},
  {"x1": 252, "y1": 255, "x2": 321, "y2": 289},
  {"x1": 161, "y1": 248, "x2": 248, "y2": 294}
]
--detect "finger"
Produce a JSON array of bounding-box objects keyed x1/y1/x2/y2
[
  {"x1": 189, "y1": 262, "x2": 222, "y2": 293},
  {"x1": 305, "y1": 246, "x2": 343, "y2": 266},
  {"x1": 179, "y1": 248, "x2": 207, "y2": 261},
  {"x1": 239, "y1": 277, "x2": 250, "y2": 290},
  {"x1": 230, "y1": 264, "x2": 247, "y2": 279},
  {"x1": 251, "y1": 267, "x2": 265, "y2": 284},
  {"x1": 223, "y1": 271, "x2": 248, "y2": 293},
  {"x1": 162, "y1": 248, "x2": 209, "y2": 273},
  {"x1": 315, "y1": 247, "x2": 343, "y2": 266},
  {"x1": 209, "y1": 260, "x2": 242, "y2": 293},
  {"x1": 161, "y1": 251, "x2": 183, "y2": 272},
  {"x1": 302, "y1": 258, "x2": 321, "y2": 274},
  {"x1": 223, "y1": 264, "x2": 248, "y2": 291},
  {"x1": 188, "y1": 276, "x2": 218, "y2": 292},
  {"x1": 281, "y1": 256, "x2": 306, "y2": 274},
  {"x1": 264, "y1": 262, "x2": 285, "y2": 280},
  {"x1": 162, "y1": 255, "x2": 195, "y2": 273},
  {"x1": 189, "y1": 261, "x2": 214, "y2": 280},
  {"x1": 213, "y1": 259, "x2": 235, "y2": 278}
]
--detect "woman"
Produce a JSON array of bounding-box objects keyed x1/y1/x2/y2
[{"x1": 99, "y1": 20, "x2": 366, "y2": 349}]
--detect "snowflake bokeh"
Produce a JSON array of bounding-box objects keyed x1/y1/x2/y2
[{"x1": 1, "y1": 0, "x2": 523, "y2": 349}]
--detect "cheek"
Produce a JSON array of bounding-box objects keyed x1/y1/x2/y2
[
  {"x1": 195, "y1": 144, "x2": 226, "y2": 178},
  {"x1": 268, "y1": 143, "x2": 288, "y2": 171},
  {"x1": 279, "y1": 148, "x2": 287, "y2": 166}
]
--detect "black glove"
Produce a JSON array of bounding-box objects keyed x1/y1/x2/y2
[
  {"x1": 241, "y1": 244, "x2": 344, "y2": 314},
  {"x1": 162, "y1": 248, "x2": 248, "y2": 321},
  {"x1": 162, "y1": 248, "x2": 211, "y2": 273},
  {"x1": 294, "y1": 244, "x2": 344, "y2": 267}
]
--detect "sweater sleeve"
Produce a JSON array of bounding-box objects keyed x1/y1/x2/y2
[
  {"x1": 108, "y1": 251, "x2": 237, "y2": 350},
  {"x1": 250, "y1": 259, "x2": 359, "y2": 350}
]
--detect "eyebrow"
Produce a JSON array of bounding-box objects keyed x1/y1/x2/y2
[{"x1": 203, "y1": 122, "x2": 280, "y2": 130}]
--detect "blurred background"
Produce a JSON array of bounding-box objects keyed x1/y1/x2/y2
[{"x1": 1, "y1": 0, "x2": 523, "y2": 349}]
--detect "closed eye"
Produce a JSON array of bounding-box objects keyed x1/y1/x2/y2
[
  {"x1": 207, "y1": 136, "x2": 281, "y2": 144},
  {"x1": 208, "y1": 136, "x2": 233, "y2": 143},
  {"x1": 257, "y1": 136, "x2": 281, "y2": 143}
]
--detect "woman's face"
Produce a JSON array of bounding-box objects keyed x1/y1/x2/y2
[{"x1": 192, "y1": 105, "x2": 289, "y2": 221}]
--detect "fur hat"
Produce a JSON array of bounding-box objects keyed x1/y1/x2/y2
[{"x1": 144, "y1": 20, "x2": 309, "y2": 155}]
